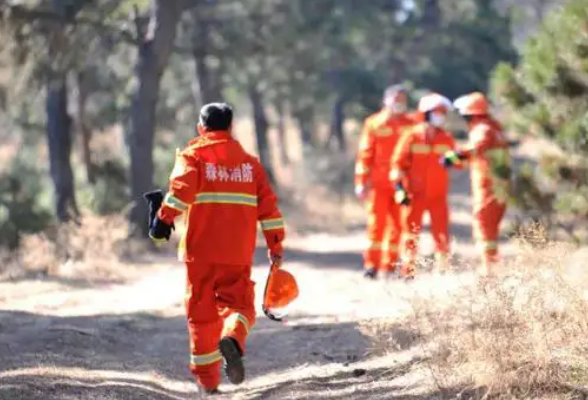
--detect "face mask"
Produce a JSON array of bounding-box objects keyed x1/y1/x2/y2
[
  {"x1": 429, "y1": 112, "x2": 446, "y2": 127},
  {"x1": 384, "y1": 97, "x2": 407, "y2": 114}
]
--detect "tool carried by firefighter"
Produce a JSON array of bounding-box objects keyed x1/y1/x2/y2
[
  {"x1": 262, "y1": 260, "x2": 299, "y2": 322},
  {"x1": 143, "y1": 189, "x2": 175, "y2": 242}
]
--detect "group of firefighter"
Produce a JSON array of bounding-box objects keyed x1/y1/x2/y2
[
  {"x1": 355, "y1": 85, "x2": 512, "y2": 280},
  {"x1": 145, "y1": 88, "x2": 512, "y2": 394}
]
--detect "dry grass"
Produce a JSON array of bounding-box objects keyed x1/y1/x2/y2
[
  {"x1": 365, "y1": 226, "x2": 588, "y2": 399},
  {"x1": 0, "y1": 212, "x2": 156, "y2": 282}
]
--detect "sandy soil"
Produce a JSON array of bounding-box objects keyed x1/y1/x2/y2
[{"x1": 0, "y1": 152, "x2": 523, "y2": 400}]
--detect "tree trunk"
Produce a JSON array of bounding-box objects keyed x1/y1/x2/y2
[
  {"x1": 248, "y1": 85, "x2": 276, "y2": 186},
  {"x1": 128, "y1": 0, "x2": 183, "y2": 237},
  {"x1": 276, "y1": 99, "x2": 290, "y2": 165},
  {"x1": 293, "y1": 107, "x2": 315, "y2": 148},
  {"x1": 327, "y1": 95, "x2": 346, "y2": 152},
  {"x1": 46, "y1": 0, "x2": 78, "y2": 223},
  {"x1": 46, "y1": 80, "x2": 79, "y2": 222},
  {"x1": 75, "y1": 70, "x2": 95, "y2": 184},
  {"x1": 191, "y1": 7, "x2": 223, "y2": 106}
]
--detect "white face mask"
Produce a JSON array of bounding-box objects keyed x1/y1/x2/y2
[
  {"x1": 384, "y1": 97, "x2": 407, "y2": 114},
  {"x1": 429, "y1": 112, "x2": 446, "y2": 127}
]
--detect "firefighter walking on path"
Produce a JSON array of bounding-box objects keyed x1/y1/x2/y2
[
  {"x1": 354, "y1": 85, "x2": 418, "y2": 279},
  {"x1": 442, "y1": 92, "x2": 512, "y2": 275},
  {"x1": 145, "y1": 103, "x2": 287, "y2": 395},
  {"x1": 390, "y1": 93, "x2": 460, "y2": 279}
]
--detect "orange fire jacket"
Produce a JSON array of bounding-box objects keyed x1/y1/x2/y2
[
  {"x1": 157, "y1": 131, "x2": 285, "y2": 265},
  {"x1": 459, "y1": 117, "x2": 511, "y2": 208},
  {"x1": 390, "y1": 122, "x2": 457, "y2": 199},
  {"x1": 355, "y1": 109, "x2": 418, "y2": 190}
]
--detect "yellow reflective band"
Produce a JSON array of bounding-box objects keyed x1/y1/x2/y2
[
  {"x1": 433, "y1": 144, "x2": 451, "y2": 154},
  {"x1": 373, "y1": 127, "x2": 392, "y2": 136},
  {"x1": 410, "y1": 144, "x2": 431, "y2": 154},
  {"x1": 195, "y1": 192, "x2": 257, "y2": 206},
  {"x1": 164, "y1": 193, "x2": 189, "y2": 211},
  {"x1": 260, "y1": 218, "x2": 284, "y2": 231},
  {"x1": 368, "y1": 242, "x2": 382, "y2": 250},
  {"x1": 190, "y1": 350, "x2": 222, "y2": 366},
  {"x1": 236, "y1": 314, "x2": 251, "y2": 334},
  {"x1": 389, "y1": 169, "x2": 403, "y2": 180},
  {"x1": 478, "y1": 240, "x2": 498, "y2": 250},
  {"x1": 227, "y1": 313, "x2": 251, "y2": 334},
  {"x1": 355, "y1": 164, "x2": 370, "y2": 175}
]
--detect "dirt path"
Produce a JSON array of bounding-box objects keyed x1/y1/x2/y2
[{"x1": 0, "y1": 168, "x2": 519, "y2": 400}]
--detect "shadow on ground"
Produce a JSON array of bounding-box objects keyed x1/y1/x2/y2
[{"x1": 0, "y1": 310, "x2": 373, "y2": 400}]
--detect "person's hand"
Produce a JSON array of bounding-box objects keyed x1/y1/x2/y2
[
  {"x1": 149, "y1": 217, "x2": 175, "y2": 245},
  {"x1": 354, "y1": 184, "x2": 368, "y2": 201},
  {"x1": 394, "y1": 183, "x2": 410, "y2": 206},
  {"x1": 268, "y1": 251, "x2": 283, "y2": 268},
  {"x1": 440, "y1": 150, "x2": 465, "y2": 168}
]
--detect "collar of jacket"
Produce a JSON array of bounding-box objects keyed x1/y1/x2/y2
[{"x1": 202, "y1": 130, "x2": 232, "y2": 140}]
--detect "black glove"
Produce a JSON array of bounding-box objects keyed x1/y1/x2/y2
[
  {"x1": 440, "y1": 150, "x2": 466, "y2": 168},
  {"x1": 394, "y1": 182, "x2": 410, "y2": 206},
  {"x1": 143, "y1": 189, "x2": 175, "y2": 243}
]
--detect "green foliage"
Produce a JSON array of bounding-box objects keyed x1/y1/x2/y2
[
  {"x1": 492, "y1": 0, "x2": 588, "y2": 149},
  {"x1": 0, "y1": 155, "x2": 52, "y2": 249},
  {"x1": 491, "y1": 0, "x2": 588, "y2": 240},
  {"x1": 78, "y1": 157, "x2": 129, "y2": 215}
]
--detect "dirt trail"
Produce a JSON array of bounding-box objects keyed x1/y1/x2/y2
[{"x1": 0, "y1": 167, "x2": 518, "y2": 400}]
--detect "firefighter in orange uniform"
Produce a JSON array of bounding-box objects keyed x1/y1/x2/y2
[
  {"x1": 147, "y1": 103, "x2": 285, "y2": 395},
  {"x1": 354, "y1": 85, "x2": 417, "y2": 279},
  {"x1": 390, "y1": 93, "x2": 459, "y2": 279},
  {"x1": 442, "y1": 92, "x2": 511, "y2": 275}
]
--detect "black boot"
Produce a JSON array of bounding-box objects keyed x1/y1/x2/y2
[
  {"x1": 219, "y1": 337, "x2": 245, "y2": 385},
  {"x1": 363, "y1": 268, "x2": 378, "y2": 280}
]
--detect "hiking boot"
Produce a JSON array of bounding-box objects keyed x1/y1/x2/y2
[
  {"x1": 363, "y1": 268, "x2": 378, "y2": 280},
  {"x1": 203, "y1": 388, "x2": 221, "y2": 396},
  {"x1": 219, "y1": 337, "x2": 245, "y2": 385}
]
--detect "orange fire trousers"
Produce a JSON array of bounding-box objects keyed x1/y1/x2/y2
[
  {"x1": 185, "y1": 262, "x2": 256, "y2": 390},
  {"x1": 402, "y1": 196, "x2": 450, "y2": 275},
  {"x1": 364, "y1": 188, "x2": 402, "y2": 271},
  {"x1": 473, "y1": 200, "x2": 506, "y2": 269}
]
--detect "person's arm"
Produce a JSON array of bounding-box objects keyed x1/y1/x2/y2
[
  {"x1": 389, "y1": 133, "x2": 412, "y2": 186},
  {"x1": 458, "y1": 125, "x2": 494, "y2": 160},
  {"x1": 446, "y1": 135, "x2": 466, "y2": 170},
  {"x1": 256, "y1": 161, "x2": 285, "y2": 263},
  {"x1": 354, "y1": 120, "x2": 375, "y2": 193},
  {"x1": 389, "y1": 134, "x2": 413, "y2": 205},
  {"x1": 151, "y1": 149, "x2": 200, "y2": 241}
]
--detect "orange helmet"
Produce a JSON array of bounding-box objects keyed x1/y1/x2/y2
[
  {"x1": 263, "y1": 262, "x2": 299, "y2": 321},
  {"x1": 453, "y1": 92, "x2": 488, "y2": 116},
  {"x1": 418, "y1": 93, "x2": 453, "y2": 114}
]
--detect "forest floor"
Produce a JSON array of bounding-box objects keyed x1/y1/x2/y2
[{"x1": 1, "y1": 137, "x2": 586, "y2": 400}]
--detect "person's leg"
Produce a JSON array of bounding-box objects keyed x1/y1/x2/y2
[
  {"x1": 401, "y1": 198, "x2": 426, "y2": 278},
  {"x1": 474, "y1": 201, "x2": 506, "y2": 273},
  {"x1": 364, "y1": 189, "x2": 388, "y2": 277},
  {"x1": 216, "y1": 264, "x2": 256, "y2": 384},
  {"x1": 429, "y1": 198, "x2": 450, "y2": 272},
  {"x1": 384, "y1": 193, "x2": 402, "y2": 273},
  {"x1": 185, "y1": 262, "x2": 223, "y2": 392}
]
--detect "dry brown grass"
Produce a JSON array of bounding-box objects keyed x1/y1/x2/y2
[
  {"x1": 1, "y1": 211, "x2": 157, "y2": 282},
  {"x1": 365, "y1": 226, "x2": 588, "y2": 399}
]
